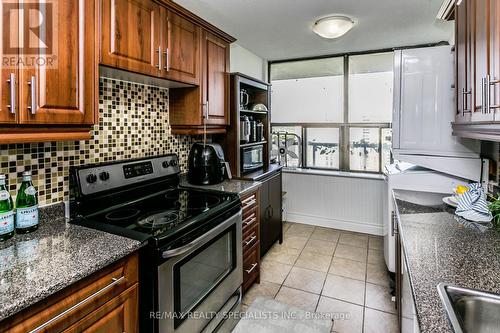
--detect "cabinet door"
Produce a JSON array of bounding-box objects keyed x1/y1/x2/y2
[
  {"x1": 489, "y1": 0, "x2": 500, "y2": 120},
  {"x1": 161, "y1": 10, "x2": 201, "y2": 85},
  {"x1": 63, "y1": 285, "x2": 138, "y2": 333},
  {"x1": 0, "y1": 1, "x2": 18, "y2": 124},
  {"x1": 267, "y1": 172, "x2": 282, "y2": 249},
  {"x1": 204, "y1": 32, "x2": 229, "y2": 126},
  {"x1": 100, "y1": 0, "x2": 160, "y2": 77},
  {"x1": 455, "y1": 0, "x2": 471, "y2": 122},
  {"x1": 19, "y1": 0, "x2": 96, "y2": 125},
  {"x1": 471, "y1": 0, "x2": 494, "y2": 121},
  {"x1": 259, "y1": 179, "x2": 270, "y2": 257}
]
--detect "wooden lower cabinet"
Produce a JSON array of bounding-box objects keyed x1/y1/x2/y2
[
  {"x1": 0, "y1": 253, "x2": 139, "y2": 333},
  {"x1": 241, "y1": 189, "x2": 261, "y2": 293},
  {"x1": 62, "y1": 285, "x2": 138, "y2": 333}
]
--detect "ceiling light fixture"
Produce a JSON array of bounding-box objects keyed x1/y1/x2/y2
[{"x1": 312, "y1": 16, "x2": 355, "y2": 39}]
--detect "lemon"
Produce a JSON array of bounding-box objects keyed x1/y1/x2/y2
[{"x1": 456, "y1": 185, "x2": 468, "y2": 195}]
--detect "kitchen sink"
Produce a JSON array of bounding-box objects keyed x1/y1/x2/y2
[{"x1": 437, "y1": 283, "x2": 500, "y2": 333}]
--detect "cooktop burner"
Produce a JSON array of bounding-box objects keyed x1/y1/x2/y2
[
  {"x1": 166, "y1": 191, "x2": 221, "y2": 211},
  {"x1": 105, "y1": 208, "x2": 141, "y2": 222},
  {"x1": 136, "y1": 210, "x2": 179, "y2": 230}
]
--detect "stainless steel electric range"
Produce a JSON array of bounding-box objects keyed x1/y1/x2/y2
[{"x1": 69, "y1": 154, "x2": 243, "y2": 333}]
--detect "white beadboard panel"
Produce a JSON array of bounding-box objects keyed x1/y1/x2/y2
[{"x1": 283, "y1": 172, "x2": 384, "y2": 235}]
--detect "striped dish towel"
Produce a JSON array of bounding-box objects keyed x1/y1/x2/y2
[{"x1": 455, "y1": 183, "x2": 493, "y2": 222}]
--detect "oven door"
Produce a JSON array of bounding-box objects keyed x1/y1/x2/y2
[{"x1": 158, "y1": 210, "x2": 243, "y2": 333}]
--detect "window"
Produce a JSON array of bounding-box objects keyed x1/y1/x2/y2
[
  {"x1": 271, "y1": 58, "x2": 344, "y2": 123},
  {"x1": 306, "y1": 127, "x2": 340, "y2": 169},
  {"x1": 271, "y1": 52, "x2": 393, "y2": 173}
]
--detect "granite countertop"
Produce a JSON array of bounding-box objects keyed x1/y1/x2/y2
[
  {"x1": 180, "y1": 174, "x2": 261, "y2": 196},
  {"x1": 0, "y1": 204, "x2": 143, "y2": 322},
  {"x1": 393, "y1": 190, "x2": 500, "y2": 333}
]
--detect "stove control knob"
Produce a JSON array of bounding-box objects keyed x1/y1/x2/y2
[
  {"x1": 99, "y1": 171, "x2": 110, "y2": 181},
  {"x1": 162, "y1": 161, "x2": 170, "y2": 168},
  {"x1": 169, "y1": 160, "x2": 178, "y2": 167},
  {"x1": 86, "y1": 174, "x2": 97, "y2": 184}
]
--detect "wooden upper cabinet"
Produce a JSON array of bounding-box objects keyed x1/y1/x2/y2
[
  {"x1": 471, "y1": 0, "x2": 492, "y2": 121},
  {"x1": 19, "y1": 0, "x2": 96, "y2": 125},
  {"x1": 489, "y1": 0, "x2": 500, "y2": 119},
  {"x1": 160, "y1": 9, "x2": 201, "y2": 85},
  {"x1": 0, "y1": 1, "x2": 18, "y2": 125},
  {"x1": 100, "y1": 0, "x2": 161, "y2": 77},
  {"x1": 455, "y1": 0, "x2": 470, "y2": 121},
  {"x1": 204, "y1": 31, "x2": 229, "y2": 126},
  {"x1": 455, "y1": 0, "x2": 500, "y2": 123}
]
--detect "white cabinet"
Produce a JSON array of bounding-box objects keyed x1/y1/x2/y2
[{"x1": 392, "y1": 46, "x2": 480, "y2": 158}]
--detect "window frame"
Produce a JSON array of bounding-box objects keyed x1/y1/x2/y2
[{"x1": 270, "y1": 53, "x2": 393, "y2": 174}]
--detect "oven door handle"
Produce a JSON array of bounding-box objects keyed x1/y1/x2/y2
[{"x1": 162, "y1": 210, "x2": 242, "y2": 259}]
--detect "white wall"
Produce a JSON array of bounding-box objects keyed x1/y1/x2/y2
[
  {"x1": 230, "y1": 44, "x2": 267, "y2": 81},
  {"x1": 283, "y1": 172, "x2": 385, "y2": 235}
]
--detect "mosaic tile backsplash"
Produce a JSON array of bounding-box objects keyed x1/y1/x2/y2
[{"x1": 0, "y1": 77, "x2": 197, "y2": 206}]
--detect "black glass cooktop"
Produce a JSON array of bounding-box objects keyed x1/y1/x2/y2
[{"x1": 81, "y1": 188, "x2": 240, "y2": 244}]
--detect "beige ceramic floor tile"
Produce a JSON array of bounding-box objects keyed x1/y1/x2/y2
[
  {"x1": 282, "y1": 235, "x2": 309, "y2": 250},
  {"x1": 286, "y1": 223, "x2": 315, "y2": 237},
  {"x1": 316, "y1": 296, "x2": 363, "y2": 333},
  {"x1": 310, "y1": 227, "x2": 341, "y2": 243},
  {"x1": 275, "y1": 286, "x2": 320, "y2": 312},
  {"x1": 265, "y1": 244, "x2": 301, "y2": 265},
  {"x1": 334, "y1": 244, "x2": 368, "y2": 263},
  {"x1": 295, "y1": 251, "x2": 333, "y2": 272},
  {"x1": 366, "y1": 263, "x2": 389, "y2": 287},
  {"x1": 367, "y1": 249, "x2": 385, "y2": 266},
  {"x1": 283, "y1": 267, "x2": 327, "y2": 294},
  {"x1": 303, "y1": 239, "x2": 337, "y2": 256},
  {"x1": 322, "y1": 274, "x2": 365, "y2": 305},
  {"x1": 339, "y1": 233, "x2": 369, "y2": 248},
  {"x1": 365, "y1": 283, "x2": 396, "y2": 314},
  {"x1": 329, "y1": 257, "x2": 366, "y2": 281},
  {"x1": 260, "y1": 259, "x2": 292, "y2": 284},
  {"x1": 283, "y1": 222, "x2": 292, "y2": 232},
  {"x1": 368, "y1": 236, "x2": 383, "y2": 250},
  {"x1": 363, "y1": 308, "x2": 398, "y2": 333},
  {"x1": 242, "y1": 281, "x2": 281, "y2": 306}
]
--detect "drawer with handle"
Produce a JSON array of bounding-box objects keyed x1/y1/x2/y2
[
  {"x1": 2, "y1": 253, "x2": 138, "y2": 333},
  {"x1": 241, "y1": 192, "x2": 258, "y2": 212},
  {"x1": 242, "y1": 243, "x2": 260, "y2": 292},
  {"x1": 243, "y1": 224, "x2": 259, "y2": 255},
  {"x1": 242, "y1": 207, "x2": 258, "y2": 234}
]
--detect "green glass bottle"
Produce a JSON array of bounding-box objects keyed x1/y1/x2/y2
[
  {"x1": 0, "y1": 174, "x2": 15, "y2": 241},
  {"x1": 15, "y1": 171, "x2": 39, "y2": 234}
]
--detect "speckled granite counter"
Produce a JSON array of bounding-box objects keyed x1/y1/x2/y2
[
  {"x1": 180, "y1": 174, "x2": 261, "y2": 196},
  {"x1": 0, "y1": 203, "x2": 143, "y2": 321},
  {"x1": 393, "y1": 190, "x2": 500, "y2": 333}
]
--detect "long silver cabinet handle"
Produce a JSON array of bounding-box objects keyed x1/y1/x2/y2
[
  {"x1": 164, "y1": 48, "x2": 169, "y2": 70},
  {"x1": 7, "y1": 73, "x2": 16, "y2": 114},
  {"x1": 156, "y1": 46, "x2": 162, "y2": 70},
  {"x1": 29, "y1": 276, "x2": 125, "y2": 333},
  {"x1": 244, "y1": 235, "x2": 257, "y2": 246},
  {"x1": 27, "y1": 76, "x2": 36, "y2": 115},
  {"x1": 245, "y1": 263, "x2": 258, "y2": 274},
  {"x1": 241, "y1": 195, "x2": 256, "y2": 205},
  {"x1": 243, "y1": 215, "x2": 256, "y2": 227}
]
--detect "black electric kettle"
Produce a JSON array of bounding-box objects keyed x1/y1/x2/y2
[{"x1": 187, "y1": 143, "x2": 227, "y2": 185}]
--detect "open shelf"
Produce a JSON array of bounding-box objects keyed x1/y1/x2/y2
[
  {"x1": 240, "y1": 109, "x2": 268, "y2": 115},
  {"x1": 240, "y1": 140, "x2": 267, "y2": 148}
]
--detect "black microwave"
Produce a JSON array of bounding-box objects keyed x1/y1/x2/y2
[{"x1": 241, "y1": 145, "x2": 264, "y2": 173}]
